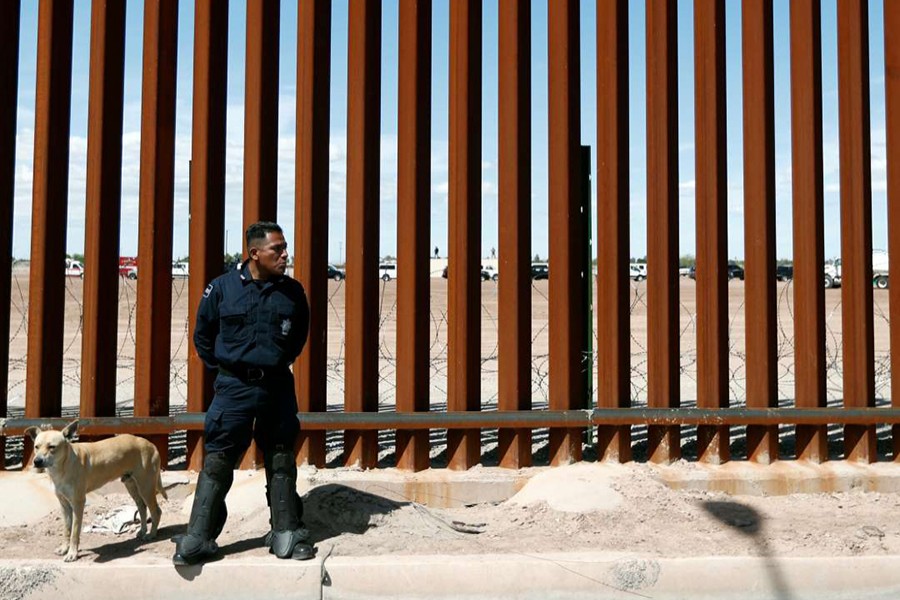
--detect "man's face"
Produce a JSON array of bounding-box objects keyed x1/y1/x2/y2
[{"x1": 250, "y1": 231, "x2": 289, "y2": 279}]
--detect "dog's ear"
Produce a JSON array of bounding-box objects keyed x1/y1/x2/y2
[
  {"x1": 24, "y1": 426, "x2": 39, "y2": 441},
  {"x1": 61, "y1": 420, "x2": 79, "y2": 440}
]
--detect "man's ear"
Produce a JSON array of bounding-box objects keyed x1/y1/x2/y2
[
  {"x1": 61, "y1": 420, "x2": 79, "y2": 440},
  {"x1": 24, "y1": 426, "x2": 39, "y2": 441}
]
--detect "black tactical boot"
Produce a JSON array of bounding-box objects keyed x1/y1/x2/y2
[
  {"x1": 173, "y1": 452, "x2": 233, "y2": 565},
  {"x1": 264, "y1": 449, "x2": 315, "y2": 560}
]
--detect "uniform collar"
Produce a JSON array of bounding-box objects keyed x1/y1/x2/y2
[{"x1": 239, "y1": 260, "x2": 285, "y2": 285}]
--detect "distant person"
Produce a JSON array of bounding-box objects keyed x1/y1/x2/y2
[
  {"x1": 173, "y1": 221, "x2": 314, "y2": 565},
  {"x1": 434, "y1": 246, "x2": 439, "y2": 259}
]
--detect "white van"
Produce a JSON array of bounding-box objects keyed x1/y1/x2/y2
[{"x1": 378, "y1": 263, "x2": 397, "y2": 281}]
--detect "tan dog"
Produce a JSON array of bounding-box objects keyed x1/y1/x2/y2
[{"x1": 25, "y1": 420, "x2": 168, "y2": 562}]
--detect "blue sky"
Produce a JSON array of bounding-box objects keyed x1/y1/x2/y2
[{"x1": 11, "y1": 0, "x2": 890, "y2": 263}]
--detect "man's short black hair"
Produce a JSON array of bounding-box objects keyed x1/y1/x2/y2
[{"x1": 246, "y1": 221, "x2": 283, "y2": 248}]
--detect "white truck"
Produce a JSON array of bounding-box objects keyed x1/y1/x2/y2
[{"x1": 823, "y1": 250, "x2": 889, "y2": 289}]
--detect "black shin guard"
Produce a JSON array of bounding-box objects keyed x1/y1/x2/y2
[
  {"x1": 265, "y1": 450, "x2": 315, "y2": 560},
  {"x1": 173, "y1": 452, "x2": 234, "y2": 565}
]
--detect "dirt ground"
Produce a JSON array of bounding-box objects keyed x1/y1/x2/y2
[{"x1": 2, "y1": 462, "x2": 899, "y2": 566}]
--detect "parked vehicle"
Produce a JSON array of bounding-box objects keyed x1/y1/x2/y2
[
  {"x1": 327, "y1": 264, "x2": 345, "y2": 281},
  {"x1": 121, "y1": 261, "x2": 189, "y2": 280},
  {"x1": 726, "y1": 263, "x2": 745, "y2": 281},
  {"x1": 531, "y1": 263, "x2": 549, "y2": 280},
  {"x1": 824, "y1": 259, "x2": 841, "y2": 289},
  {"x1": 823, "y1": 251, "x2": 888, "y2": 289},
  {"x1": 629, "y1": 264, "x2": 646, "y2": 281},
  {"x1": 65, "y1": 258, "x2": 84, "y2": 278},
  {"x1": 775, "y1": 264, "x2": 793, "y2": 281},
  {"x1": 441, "y1": 264, "x2": 499, "y2": 282},
  {"x1": 686, "y1": 263, "x2": 744, "y2": 280},
  {"x1": 171, "y1": 262, "x2": 189, "y2": 278},
  {"x1": 873, "y1": 250, "x2": 889, "y2": 289},
  {"x1": 482, "y1": 265, "x2": 498, "y2": 282},
  {"x1": 379, "y1": 263, "x2": 397, "y2": 281}
]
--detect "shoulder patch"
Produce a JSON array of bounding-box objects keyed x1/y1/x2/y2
[{"x1": 203, "y1": 283, "x2": 214, "y2": 298}]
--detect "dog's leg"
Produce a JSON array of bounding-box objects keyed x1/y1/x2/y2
[
  {"x1": 129, "y1": 470, "x2": 162, "y2": 540},
  {"x1": 122, "y1": 475, "x2": 149, "y2": 539},
  {"x1": 54, "y1": 495, "x2": 72, "y2": 556},
  {"x1": 65, "y1": 497, "x2": 85, "y2": 562},
  {"x1": 139, "y1": 476, "x2": 162, "y2": 540}
]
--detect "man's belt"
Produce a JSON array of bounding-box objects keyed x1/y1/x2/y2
[{"x1": 218, "y1": 365, "x2": 286, "y2": 383}]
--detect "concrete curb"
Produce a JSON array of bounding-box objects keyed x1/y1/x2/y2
[{"x1": 2, "y1": 553, "x2": 899, "y2": 600}]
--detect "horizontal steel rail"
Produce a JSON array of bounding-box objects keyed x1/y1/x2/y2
[{"x1": 5, "y1": 407, "x2": 900, "y2": 437}]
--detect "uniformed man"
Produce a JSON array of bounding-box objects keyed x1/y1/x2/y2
[{"x1": 173, "y1": 221, "x2": 314, "y2": 565}]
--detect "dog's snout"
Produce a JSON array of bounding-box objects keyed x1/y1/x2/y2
[{"x1": 33, "y1": 457, "x2": 45, "y2": 468}]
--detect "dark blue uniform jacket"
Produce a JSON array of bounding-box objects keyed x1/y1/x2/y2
[{"x1": 194, "y1": 262, "x2": 310, "y2": 373}]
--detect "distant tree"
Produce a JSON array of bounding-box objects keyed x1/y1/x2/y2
[
  {"x1": 679, "y1": 254, "x2": 696, "y2": 268},
  {"x1": 534, "y1": 253, "x2": 542, "y2": 262}
]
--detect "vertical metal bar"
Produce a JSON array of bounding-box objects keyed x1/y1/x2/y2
[
  {"x1": 243, "y1": 0, "x2": 280, "y2": 229},
  {"x1": 645, "y1": 0, "x2": 680, "y2": 464},
  {"x1": 547, "y1": 0, "x2": 585, "y2": 466},
  {"x1": 741, "y1": 0, "x2": 778, "y2": 464},
  {"x1": 497, "y1": 0, "x2": 532, "y2": 469},
  {"x1": 694, "y1": 0, "x2": 729, "y2": 464},
  {"x1": 887, "y1": 0, "x2": 900, "y2": 462},
  {"x1": 596, "y1": 0, "x2": 630, "y2": 463},
  {"x1": 447, "y1": 0, "x2": 482, "y2": 470},
  {"x1": 0, "y1": 0, "x2": 20, "y2": 467},
  {"x1": 396, "y1": 0, "x2": 432, "y2": 472},
  {"x1": 790, "y1": 0, "x2": 827, "y2": 461},
  {"x1": 80, "y1": 0, "x2": 126, "y2": 430},
  {"x1": 239, "y1": 0, "x2": 279, "y2": 470},
  {"x1": 837, "y1": 0, "x2": 875, "y2": 462},
  {"x1": 25, "y1": 0, "x2": 74, "y2": 465},
  {"x1": 188, "y1": 0, "x2": 228, "y2": 472},
  {"x1": 295, "y1": 0, "x2": 331, "y2": 468},
  {"x1": 344, "y1": 0, "x2": 381, "y2": 469},
  {"x1": 134, "y1": 0, "x2": 178, "y2": 465}
]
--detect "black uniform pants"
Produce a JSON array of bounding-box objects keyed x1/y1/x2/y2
[{"x1": 204, "y1": 371, "x2": 299, "y2": 464}]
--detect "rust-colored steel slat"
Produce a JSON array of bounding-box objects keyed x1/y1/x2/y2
[
  {"x1": 344, "y1": 0, "x2": 381, "y2": 469},
  {"x1": 887, "y1": 0, "x2": 900, "y2": 461},
  {"x1": 242, "y1": 0, "x2": 280, "y2": 231},
  {"x1": 295, "y1": 0, "x2": 332, "y2": 468},
  {"x1": 497, "y1": 0, "x2": 532, "y2": 470},
  {"x1": 547, "y1": 0, "x2": 586, "y2": 466},
  {"x1": 188, "y1": 0, "x2": 228, "y2": 471},
  {"x1": 134, "y1": 0, "x2": 178, "y2": 465},
  {"x1": 741, "y1": 0, "x2": 778, "y2": 464},
  {"x1": 0, "y1": 0, "x2": 20, "y2": 468},
  {"x1": 645, "y1": 0, "x2": 680, "y2": 464},
  {"x1": 790, "y1": 0, "x2": 827, "y2": 462},
  {"x1": 396, "y1": 0, "x2": 432, "y2": 472},
  {"x1": 80, "y1": 0, "x2": 126, "y2": 430},
  {"x1": 24, "y1": 0, "x2": 74, "y2": 468},
  {"x1": 837, "y1": 0, "x2": 875, "y2": 463},
  {"x1": 595, "y1": 0, "x2": 630, "y2": 464},
  {"x1": 447, "y1": 0, "x2": 482, "y2": 470},
  {"x1": 239, "y1": 0, "x2": 280, "y2": 470},
  {"x1": 694, "y1": 0, "x2": 729, "y2": 464}
]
